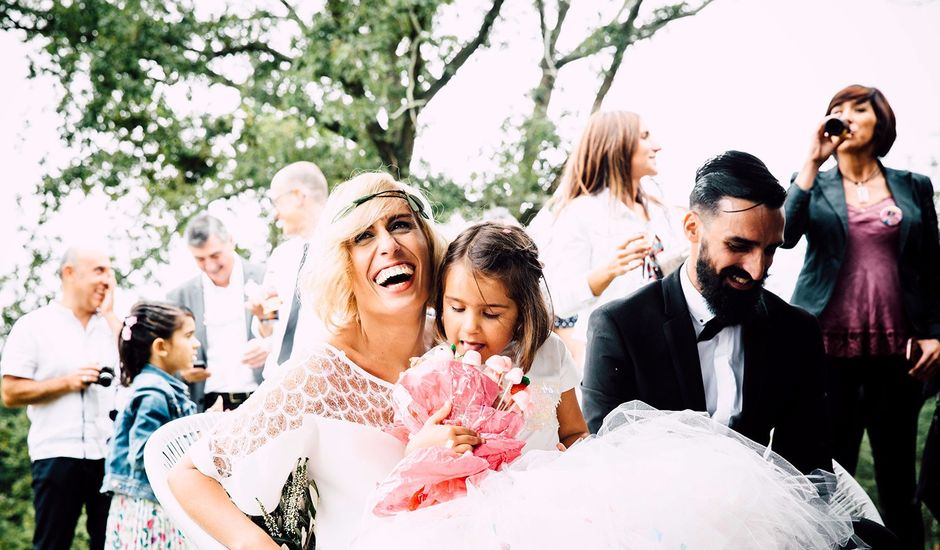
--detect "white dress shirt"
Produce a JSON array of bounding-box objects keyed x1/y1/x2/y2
[
  {"x1": 259, "y1": 237, "x2": 328, "y2": 380},
  {"x1": 1, "y1": 301, "x2": 119, "y2": 461},
  {"x1": 534, "y1": 188, "x2": 687, "y2": 341},
  {"x1": 202, "y1": 259, "x2": 258, "y2": 393},
  {"x1": 679, "y1": 262, "x2": 745, "y2": 426}
]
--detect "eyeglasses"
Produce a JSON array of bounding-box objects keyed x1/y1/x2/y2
[
  {"x1": 332, "y1": 190, "x2": 430, "y2": 223},
  {"x1": 269, "y1": 188, "x2": 306, "y2": 206}
]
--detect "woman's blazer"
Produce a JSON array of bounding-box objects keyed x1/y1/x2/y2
[{"x1": 783, "y1": 164, "x2": 940, "y2": 340}]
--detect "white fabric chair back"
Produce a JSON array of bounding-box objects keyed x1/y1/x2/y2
[{"x1": 144, "y1": 412, "x2": 226, "y2": 550}]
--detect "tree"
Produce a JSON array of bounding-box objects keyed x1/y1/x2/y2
[
  {"x1": 0, "y1": 0, "x2": 714, "y2": 277},
  {"x1": 485, "y1": 0, "x2": 714, "y2": 224},
  {"x1": 0, "y1": 0, "x2": 505, "y2": 280}
]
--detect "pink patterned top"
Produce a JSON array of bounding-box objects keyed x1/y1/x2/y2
[{"x1": 818, "y1": 197, "x2": 908, "y2": 357}]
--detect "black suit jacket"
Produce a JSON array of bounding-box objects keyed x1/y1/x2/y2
[
  {"x1": 582, "y1": 270, "x2": 831, "y2": 475},
  {"x1": 783, "y1": 165, "x2": 940, "y2": 339}
]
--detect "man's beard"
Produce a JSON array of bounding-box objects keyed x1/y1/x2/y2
[{"x1": 695, "y1": 241, "x2": 766, "y2": 325}]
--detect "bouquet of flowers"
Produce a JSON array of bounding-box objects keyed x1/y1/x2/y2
[
  {"x1": 250, "y1": 458, "x2": 318, "y2": 550},
  {"x1": 371, "y1": 345, "x2": 533, "y2": 516}
]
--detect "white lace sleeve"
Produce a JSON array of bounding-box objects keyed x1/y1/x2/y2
[{"x1": 188, "y1": 345, "x2": 395, "y2": 514}]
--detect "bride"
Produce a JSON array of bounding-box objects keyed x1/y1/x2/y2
[
  {"x1": 170, "y1": 172, "x2": 864, "y2": 549},
  {"x1": 168, "y1": 172, "x2": 468, "y2": 549}
]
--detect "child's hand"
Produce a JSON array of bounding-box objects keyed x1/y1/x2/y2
[{"x1": 406, "y1": 400, "x2": 484, "y2": 455}]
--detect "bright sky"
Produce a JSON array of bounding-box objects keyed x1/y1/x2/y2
[{"x1": 1, "y1": 0, "x2": 938, "y2": 312}]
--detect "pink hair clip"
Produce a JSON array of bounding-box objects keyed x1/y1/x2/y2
[{"x1": 121, "y1": 316, "x2": 137, "y2": 341}]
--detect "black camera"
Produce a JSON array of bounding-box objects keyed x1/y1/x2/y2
[{"x1": 95, "y1": 366, "x2": 115, "y2": 387}]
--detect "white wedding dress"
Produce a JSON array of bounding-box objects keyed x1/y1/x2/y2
[
  {"x1": 191, "y1": 344, "x2": 858, "y2": 549},
  {"x1": 189, "y1": 344, "x2": 406, "y2": 550},
  {"x1": 352, "y1": 403, "x2": 858, "y2": 549}
]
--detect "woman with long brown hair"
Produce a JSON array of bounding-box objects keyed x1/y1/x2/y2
[{"x1": 531, "y1": 111, "x2": 686, "y2": 349}]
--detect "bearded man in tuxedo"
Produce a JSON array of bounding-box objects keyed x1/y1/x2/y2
[{"x1": 581, "y1": 150, "x2": 831, "y2": 475}]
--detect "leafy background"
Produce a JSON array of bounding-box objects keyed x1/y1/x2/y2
[{"x1": 1, "y1": 0, "x2": 940, "y2": 547}]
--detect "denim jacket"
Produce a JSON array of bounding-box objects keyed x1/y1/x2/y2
[{"x1": 102, "y1": 365, "x2": 196, "y2": 501}]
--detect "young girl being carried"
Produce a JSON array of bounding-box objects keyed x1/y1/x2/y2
[
  {"x1": 101, "y1": 302, "x2": 199, "y2": 549},
  {"x1": 434, "y1": 222, "x2": 589, "y2": 451}
]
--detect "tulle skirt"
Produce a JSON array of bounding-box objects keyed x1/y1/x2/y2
[{"x1": 352, "y1": 402, "x2": 860, "y2": 549}]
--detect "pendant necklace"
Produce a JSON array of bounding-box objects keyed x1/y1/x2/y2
[{"x1": 846, "y1": 167, "x2": 880, "y2": 205}]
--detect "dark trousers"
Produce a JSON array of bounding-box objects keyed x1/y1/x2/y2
[
  {"x1": 31, "y1": 457, "x2": 111, "y2": 550},
  {"x1": 827, "y1": 355, "x2": 924, "y2": 550}
]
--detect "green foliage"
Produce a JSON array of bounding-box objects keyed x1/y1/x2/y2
[
  {"x1": 0, "y1": 408, "x2": 33, "y2": 550},
  {"x1": 857, "y1": 399, "x2": 940, "y2": 546}
]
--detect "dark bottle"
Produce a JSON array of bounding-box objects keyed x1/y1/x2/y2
[{"x1": 824, "y1": 117, "x2": 848, "y2": 137}]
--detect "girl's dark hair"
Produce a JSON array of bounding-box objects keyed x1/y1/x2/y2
[
  {"x1": 434, "y1": 223, "x2": 552, "y2": 373},
  {"x1": 118, "y1": 301, "x2": 193, "y2": 386}
]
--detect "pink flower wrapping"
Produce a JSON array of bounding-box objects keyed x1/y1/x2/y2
[{"x1": 372, "y1": 352, "x2": 526, "y2": 516}]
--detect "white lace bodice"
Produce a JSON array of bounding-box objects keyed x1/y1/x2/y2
[
  {"x1": 203, "y1": 345, "x2": 396, "y2": 478},
  {"x1": 189, "y1": 344, "x2": 405, "y2": 550}
]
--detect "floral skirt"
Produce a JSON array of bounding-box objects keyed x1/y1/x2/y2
[{"x1": 105, "y1": 494, "x2": 189, "y2": 549}]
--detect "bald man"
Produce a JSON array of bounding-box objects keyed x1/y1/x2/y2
[
  {"x1": 252, "y1": 161, "x2": 330, "y2": 379},
  {"x1": 1, "y1": 245, "x2": 121, "y2": 550}
]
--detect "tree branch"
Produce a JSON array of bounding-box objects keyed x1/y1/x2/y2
[
  {"x1": 555, "y1": 0, "x2": 640, "y2": 69},
  {"x1": 214, "y1": 42, "x2": 292, "y2": 64},
  {"x1": 278, "y1": 0, "x2": 308, "y2": 32},
  {"x1": 591, "y1": 40, "x2": 628, "y2": 113},
  {"x1": 417, "y1": 0, "x2": 505, "y2": 102},
  {"x1": 548, "y1": 1, "x2": 571, "y2": 54},
  {"x1": 535, "y1": 0, "x2": 556, "y2": 78},
  {"x1": 632, "y1": 0, "x2": 715, "y2": 42},
  {"x1": 320, "y1": 118, "x2": 360, "y2": 144},
  {"x1": 589, "y1": 0, "x2": 640, "y2": 111}
]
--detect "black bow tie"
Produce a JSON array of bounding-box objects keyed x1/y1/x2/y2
[{"x1": 697, "y1": 318, "x2": 726, "y2": 343}]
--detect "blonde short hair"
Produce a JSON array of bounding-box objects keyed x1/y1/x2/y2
[{"x1": 302, "y1": 172, "x2": 447, "y2": 332}]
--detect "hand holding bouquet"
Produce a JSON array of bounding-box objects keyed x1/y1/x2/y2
[{"x1": 372, "y1": 345, "x2": 532, "y2": 516}]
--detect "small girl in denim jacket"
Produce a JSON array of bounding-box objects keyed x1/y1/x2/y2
[{"x1": 101, "y1": 301, "x2": 199, "y2": 549}]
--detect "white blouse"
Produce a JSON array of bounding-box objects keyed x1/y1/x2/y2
[
  {"x1": 534, "y1": 188, "x2": 686, "y2": 339},
  {"x1": 517, "y1": 333, "x2": 581, "y2": 452}
]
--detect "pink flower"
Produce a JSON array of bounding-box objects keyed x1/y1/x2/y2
[
  {"x1": 511, "y1": 390, "x2": 531, "y2": 412},
  {"x1": 461, "y1": 350, "x2": 482, "y2": 366},
  {"x1": 484, "y1": 355, "x2": 513, "y2": 374},
  {"x1": 504, "y1": 367, "x2": 524, "y2": 385}
]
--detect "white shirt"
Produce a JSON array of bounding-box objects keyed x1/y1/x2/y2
[
  {"x1": 679, "y1": 262, "x2": 744, "y2": 426},
  {"x1": 0, "y1": 301, "x2": 119, "y2": 461},
  {"x1": 534, "y1": 188, "x2": 687, "y2": 340},
  {"x1": 202, "y1": 259, "x2": 258, "y2": 393},
  {"x1": 259, "y1": 237, "x2": 329, "y2": 380},
  {"x1": 517, "y1": 333, "x2": 581, "y2": 452}
]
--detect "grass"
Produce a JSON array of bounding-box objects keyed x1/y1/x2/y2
[{"x1": 856, "y1": 397, "x2": 939, "y2": 549}]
